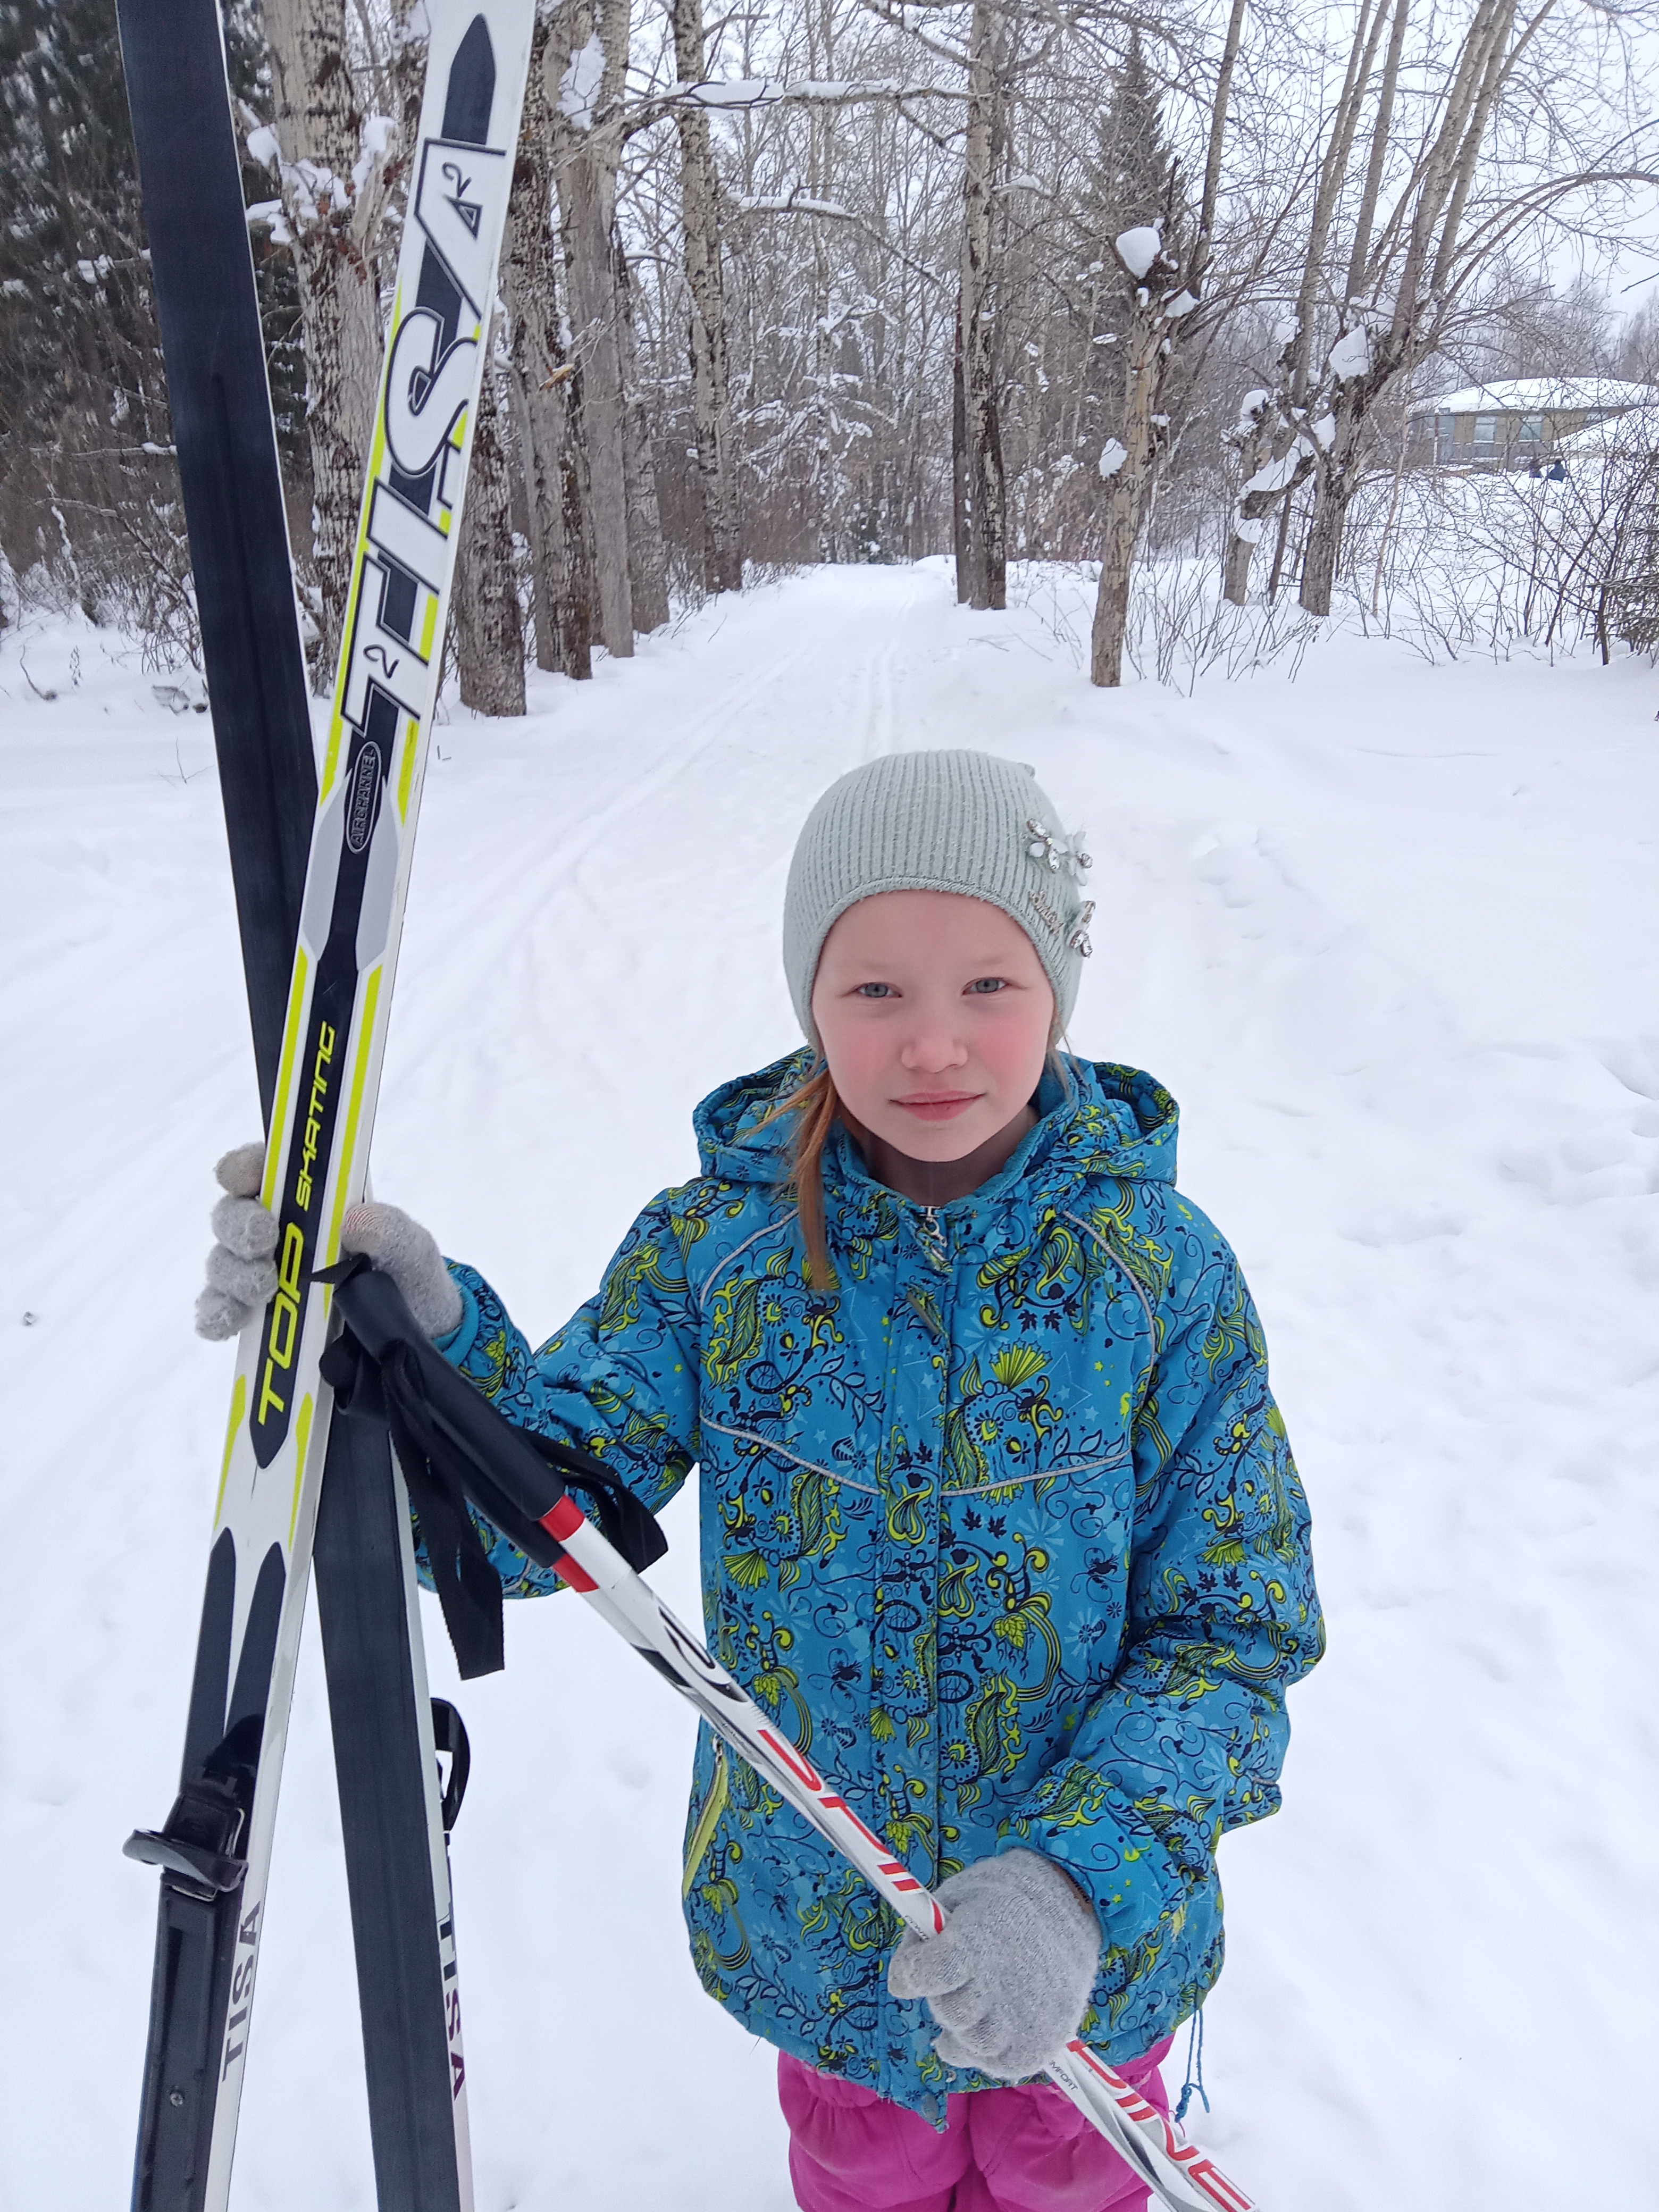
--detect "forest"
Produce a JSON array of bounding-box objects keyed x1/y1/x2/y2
[{"x1": 4, "y1": 0, "x2": 1658, "y2": 698}]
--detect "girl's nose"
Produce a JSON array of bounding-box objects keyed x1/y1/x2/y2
[{"x1": 899, "y1": 1028, "x2": 969, "y2": 1073}]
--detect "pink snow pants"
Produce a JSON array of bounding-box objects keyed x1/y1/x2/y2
[{"x1": 778, "y1": 2038, "x2": 1174, "y2": 2212}]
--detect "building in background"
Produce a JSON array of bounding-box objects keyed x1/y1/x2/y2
[{"x1": 1407, "y1": 378, "x2": 1655, "y2": 470}]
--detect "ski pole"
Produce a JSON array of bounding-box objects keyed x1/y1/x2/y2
[
  {"x1": 540, "y1": 1494, "x2": 1259, "y2": 2212},
  {"x1": 326, "y1": 1263, "x2": 1262, "y2": 2212}
]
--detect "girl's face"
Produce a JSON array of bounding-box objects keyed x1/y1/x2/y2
[{"x1": 811, "y1": 891, "x2": 1054, "y2": 1164}]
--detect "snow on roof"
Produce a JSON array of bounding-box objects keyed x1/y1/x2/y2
[
  {"x1": 1552, "y1": 405, "x2": 1659, "y2": 455},
  {"x1": 1407, "y1": 376, "x2": 1655, "y2": 417}
]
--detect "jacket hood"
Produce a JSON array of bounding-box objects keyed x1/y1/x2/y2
[{"x1": 692, "y1": 1050, "x2": 1179, "y2": 1203}]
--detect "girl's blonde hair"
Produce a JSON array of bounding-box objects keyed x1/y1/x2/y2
[{"x1": 764, "y1": 1064, "x2": 841, "y2": 1289}]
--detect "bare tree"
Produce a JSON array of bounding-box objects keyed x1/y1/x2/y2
[
  {"x1": 453, "y1": 360, "x2": 527, "y2": 714},
  {"x1": 1090, "y1": 0, "x2": 1249, "y2": 685},
  {"x1": 1222, "y1": 0, "x2": 1656, "y2": 616},
  {"x1": 633, "y1": 18, "x2": 962, "y2": 568},
  {"x1": 257, "y1": 0, "x2": 412, "y2": 665},
  {"x1": 958, "y1": 0, "x2": 1010, "y2": 608},
  {"x1": 670, "y1": 0, "x2": 744, "y2": 590},
  {"x1": 617, "y1": 223, "x2": 673, "y2": 627},
  {"x1": 548, "y1": 0, "x2": 639, "y2": 653},
  {"x1": 502, "y1": 2, "x2": 594, "y2": 677}
]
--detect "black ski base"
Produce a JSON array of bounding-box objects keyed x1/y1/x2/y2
[
  {"x1": 313, "y1": 1411, "x2": 467, "y2": 2212},
  {"x1": 129, "y1": 1877, "x2": 257, "y2": 2212}
]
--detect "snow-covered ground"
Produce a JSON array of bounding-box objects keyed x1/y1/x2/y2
[{"x1": 4, "y1": 559, "x2": 1656, "y2": 2211}]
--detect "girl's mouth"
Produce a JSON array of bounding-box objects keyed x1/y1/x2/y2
[{"x1": 892, "y1": 1092, "x2": 981, "y2": 1122}]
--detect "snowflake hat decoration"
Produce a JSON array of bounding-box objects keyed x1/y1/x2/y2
[
  {"x1": 1026, "y1": 818, "x2": 1064, "y2": 871},
  {"x1": 1024, "y1": 819, "x2": 1094, "y2": 958},
  {"x1": 1026, "y1": 818, "x2": 1093, "y2": 879}
]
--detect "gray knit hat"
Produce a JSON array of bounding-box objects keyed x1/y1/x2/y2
[{"x1": 783, "y1": 749, "x2": 1094, "y2": 1042}]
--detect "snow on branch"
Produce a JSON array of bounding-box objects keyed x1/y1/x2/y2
[
  {"x1": 637, "y1": 74, "x2": 957, "y2": 123},
  {"x1": 1241, "y1": 436, "x2": 1314, "y2": 497},
  {"x1": 1326, "y1": 326, "x2": 1372, "y2": 381},
  {"x1": 350, "y1": 115, "x2": 395, "y2": 198},
  {"x1": 245, "y1": 198, "x2": 292, "y2": 246},
  {"x1": 242, "y1": 111, "x2": 395, "y2": 243},
  {"x1": 1114, "y1": 225, "x2": 1162, "y2": 280},
  {"x1": 560, "y1": 35, "x2": 607, "y2": 130},
  {"x1": 739, "y1": 192, "x2": 857, "y2": 220},
  {"x1": 732, "y1": 189, "x2": 944, "y2": 288}
]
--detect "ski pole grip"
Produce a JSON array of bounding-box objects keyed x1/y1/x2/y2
[
  {"x1": 321, "y1": 1255, "x2": 668, "y2": 1583},
  {"x1": 323, "y1": 1253, "x2": 435, "y2": 1363}
]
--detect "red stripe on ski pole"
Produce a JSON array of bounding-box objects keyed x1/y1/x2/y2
[
  {"x1": 1064, "y1": 2045, "x2": 1256, "y2": 2212},
  {"x1": 757, "y1": 1724, "x2": 825, "y2": 1792},
  {"x1": 1067, "y1": 2042, "x2": 1127, "y2": 2086},
  {"x1": 541, "y1": 1497, "x2": 598, "y2": 1593},
  {"x1": 811, "y1": 1783, "x2": 944, "y2": 1930},
  {"x1": 1183, "y1": 2164, "x2": 1252, "y2": 2212}
]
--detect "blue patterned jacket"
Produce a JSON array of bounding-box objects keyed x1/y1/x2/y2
[{"x1": 439, "y1": 1052, "x2": 1323, "y2": 2116}]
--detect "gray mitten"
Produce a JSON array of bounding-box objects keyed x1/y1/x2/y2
[
  {"x1": 887, "y1": 1848, "x2": 1100, "y2": 2080},
  {"x1": 339, "y1": 1201, "x2": 463, "y2": 1339},
  {"x1": 196, "y1": 1143, "x2": 278, "y2": 1340},
  {"x1": 196, "y1": 1150, "x2": 462, "y2": 1343}
]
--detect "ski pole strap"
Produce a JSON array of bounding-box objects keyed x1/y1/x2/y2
[{"x1": 318, "y1": 1258, "x2": 668, "y2": 1679}]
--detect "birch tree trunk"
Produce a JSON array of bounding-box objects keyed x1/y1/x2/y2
[
  {"x1": 1300, "y1": 485, "x2": 1346, "y2": 613},
  {"x1": 671, "y1": 0, "x2": 743, "y2": 592},
  {"x1": 958, "y1": 0, "x2": 1006, "y2": 610},
  {"x1": 262, "y1": 0, "x2": 393, "y2": 669},
  {"x1": 1092, "y1": 0, "x2": 1248, "y2": 680},
  {"x1": 453, "y1": 363, "x2": 527, "y2": 715},
  {"x1": 951, "y1": 298, "x2": 970, "y2": 602},
  {"x1": 548, "y1": 0, "x2": 633, "y2": 655},
  {"x1": 502, "y1": 6, "x2": 593, "y2": 677},
  {"x1": 1298, "y1": 393, "x2": 1363, "y2": 615},
  {"x1": 810, "y1": 214, "x2": 834, "y2": 562},
  {"x1": 558, "y1": 378, "x2": 601, "y2": 664},
  {"x1": 1089, "y1": 308, "x2": 1161, "y2": 685},
  {"x1": 1222, "y1": 397, "x2": 1314, "y2": 608},
  {"x1": 1221, "y1": 531, "x2": 1256, "y2": 607},
  {"x1": 617, "y1": 227, "x2": 670, "y2": 631}
]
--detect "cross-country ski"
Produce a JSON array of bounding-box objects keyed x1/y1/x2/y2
[{"x1": 116, "y1": 5, "x2": 533, "y2": 2205}]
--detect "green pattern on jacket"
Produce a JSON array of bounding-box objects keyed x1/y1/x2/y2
[{"x1": 439, "y1": 1053, "x2": 1323, "y2": 2116}]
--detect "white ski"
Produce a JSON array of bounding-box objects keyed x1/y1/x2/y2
[{"x1": 127, "y1": 11, "x2": 534, "y2": 2205}]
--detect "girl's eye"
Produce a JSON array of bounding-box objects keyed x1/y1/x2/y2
[
  {"x1": 966, "y1": 977, "x2": 1007, "y2": 995},
  {"x1": 856, "y1": 982, "x2": 895, "y2": 999}
]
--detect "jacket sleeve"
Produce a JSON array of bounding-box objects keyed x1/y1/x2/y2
[
  {"x1": 432, "y1": 1190, "x2": 703, "y2": 1597},
  {"x1": 1004, "y1": 1216, "x2": 1323, "y2": 2003}
]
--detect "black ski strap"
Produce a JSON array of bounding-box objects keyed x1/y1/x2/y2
[
  {"x1": 318, "y1": 1258, "x2": 668, "y2": 1680},
  {"x1": 431, "y1": 1700, "x2": 471, "y2": 1833}
]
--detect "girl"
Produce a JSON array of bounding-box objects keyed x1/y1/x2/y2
[{"x1": 202, "y1": 748, "x2": 1323, "y2": 2212}]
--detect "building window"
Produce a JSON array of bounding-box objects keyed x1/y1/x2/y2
[
  {"x1": 1436, "y1": 412, "x2": 1454, "y2": 463},
  {"x1": 1519, "y1": 415, "x2": 1544, "y2": 443},
  {"x1": 1473, "y1": 415, "x2": 1498, "y2": 446}
]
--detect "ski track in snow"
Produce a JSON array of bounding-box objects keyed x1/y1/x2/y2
[{"x1": 3, "y1": 560, "x2": 1656, "y2": 2211}]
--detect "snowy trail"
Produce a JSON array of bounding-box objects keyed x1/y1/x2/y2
[{"x1": 4, "y1": 562, "x2": 1656, "y2": 2211}]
